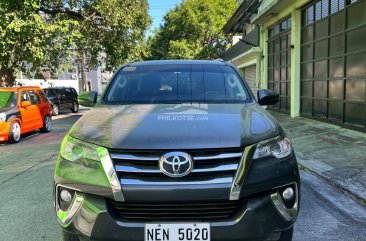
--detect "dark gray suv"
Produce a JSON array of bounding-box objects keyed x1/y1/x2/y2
[{"x1": 54, "y1": 60, "x2": 300, "y2": 241}]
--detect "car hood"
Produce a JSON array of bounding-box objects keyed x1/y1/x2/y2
[{"x1": 69, "y1": 103, "x2": 283, "y2": 150}]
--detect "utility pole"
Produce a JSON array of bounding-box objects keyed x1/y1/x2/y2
[
  {"x1": 76, "y1": 63, "x2": 81, "y2": 93},
  {"x1": 79, "y1": 51, "x2": 87, "y2": 93}
]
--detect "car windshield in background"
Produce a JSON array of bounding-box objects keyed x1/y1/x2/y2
[
  {"x1": 104, "y1": 64, "x2": 251, "y2": 104},
  {"x1": 0, "y1": 91, "x2": 18, "y2": 108},
  {"x1": 44, "y1": 89, "x2": 57, "y2": 97}
]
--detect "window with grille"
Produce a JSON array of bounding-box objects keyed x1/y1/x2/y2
[{"x1": 304, "y1": 0, "x2": 359, "y2": 26}]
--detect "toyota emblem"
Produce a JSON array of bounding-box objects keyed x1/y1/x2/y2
[{"x1": 159, "y1": 152, "x2": 193, "y2": 178}]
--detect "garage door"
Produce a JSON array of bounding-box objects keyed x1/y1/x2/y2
[
  {"x1": 243, "y1": 65, "x2": 258, "y2": 94},
  {"x1": 301, "y1": 0, "x2": 366, "y2": 129},
  {"x1": 268, "y1": 17, "x2": 292, "y2": 112}
]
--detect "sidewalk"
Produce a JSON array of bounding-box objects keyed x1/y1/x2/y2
[{"x1": 268, "y1": 110, "x2": 366, "y2": 206}]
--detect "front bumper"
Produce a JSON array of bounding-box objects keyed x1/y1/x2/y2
[
  {"x1": 55, "y1": 143, "x2": 300, "y2": 241},
  {"x1": 57, "y1": 184, "x2": 299, "y2": 241},
  {"x1": 0, "y1": 121, "x2": 10, "y2": 142}
]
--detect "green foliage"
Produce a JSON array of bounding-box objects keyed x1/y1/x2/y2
[
  {"x1": 147, "y1": 0, "x2": 237, "y2": 60},
  {"x1": 0, "y1": 0, "x2": 151, "y2": 86},
  {"x1": 168, "y1": 40, "x2": 196, "y2": 59},
  {"x1": 75, "y1": 0, "x2": 151, "y2": 69}
]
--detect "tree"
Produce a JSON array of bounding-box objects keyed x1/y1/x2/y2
[
  {"x1": 0, "y1": 0, "x2": 151, "y2": 86},
  {"x1": 147, "y1": 0, "x2": 237, "y2": 60}
]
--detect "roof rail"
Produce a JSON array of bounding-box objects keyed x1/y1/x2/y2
[
  {"x1": 126, "y1": 59, "x2": 137, "y2": 66},
  {"x1": 215, "y1": 58, "x2": 225, "y2": 62}
]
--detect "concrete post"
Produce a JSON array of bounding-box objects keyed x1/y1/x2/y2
[
  {"x1": 255, "y1": 51, "x2": 261, "y2": 91},
  {"x1": 290, "y1": 9, "x2": 301, "y2": 117},
  {"x1": 260, "y1": 26, "x2": 269, "y2": 90}
]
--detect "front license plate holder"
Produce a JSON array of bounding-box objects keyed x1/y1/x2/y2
[{"x1": 145, "y1": 223, "x2": 210, "y2": 241}]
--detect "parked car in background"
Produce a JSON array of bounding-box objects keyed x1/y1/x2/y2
[
  {"x1": 0, "y1": 86, "x2": 52, "y2": 143},
  {"x1": 43, "y1": 87, "x2": 79, "y2": 116}
]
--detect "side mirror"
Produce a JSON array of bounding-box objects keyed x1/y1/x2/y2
[
  {"x1": 21, "y1": 101, "x2": 31, "y2": 108},
  {"x1": 257, "y1": 89, "x2": 279, "y2": 106},
  {"x1": 78, "y1": 91, "x2": 98, "y2": 107}
]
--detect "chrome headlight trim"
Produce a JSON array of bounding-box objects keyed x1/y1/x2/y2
[
  {"x1": 96, "y1": 147, "x2": 124, "y2": 202},
  {"x1": 55, "y1": 184, "x2": 84, "y2": 227},
  {"x1": 229, "y1": 135, "x2": 293, "y2": 201},
  {"x1": 271, "y1": 182, "x2": 299, "y2": 221},
  {"x1": 229, "y1": 144, "x2": 256, "y2": 200}
]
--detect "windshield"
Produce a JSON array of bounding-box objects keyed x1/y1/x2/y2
[
  {"x1": 44, "y1": 89, "x2": 57, "y2": 97},
  {"x1": 0, "y1": 91, "x2": 18, "y2": 109},
  {"x1": 104, "y1": 64, "x2": 251, "y2": 104}
]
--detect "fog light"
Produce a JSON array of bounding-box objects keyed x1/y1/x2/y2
[
  {"x1": 60, "y1": 190, "x2": 72, "y2": 203},
  {"x1": 56, "y1": 187, "x2": 84, "y2": 227},
  {"x1": 282, "y1": 187, "x2": 294, "y2": 201}
]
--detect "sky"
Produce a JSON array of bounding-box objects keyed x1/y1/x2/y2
[{"x1": 148, "y1": 0, "x2": 182, "y2": 34}]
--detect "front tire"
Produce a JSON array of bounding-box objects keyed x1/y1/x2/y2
[
  {"x1": 71, "y1": 102, "x2": 79, "y2": 113},
  {"x1": 40, "y1": 115, "x2": 52, "y2": 133},
  {"x1": 278, "y1": 227, "x2": 293, "y2": 241},
  {"x1": 8, "y1": 121, "x2": 21, "y2": 143},
  {"x1": 62, "y1": 231, "x2": 80, "y2": 241}
]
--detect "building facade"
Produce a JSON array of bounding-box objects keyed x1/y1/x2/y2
[
  {"x1": 18, "y1": 57, "x2": 111, "y2": 94},
  {"x1": 57, "y1": 65, "x2": 110, "y2": 95},
  {"x1": 223, "y1": 0, "x2": 262, "y2": 97},
  {"x1": 223, "y1": 0, "x2": 366, "y2": 130}
]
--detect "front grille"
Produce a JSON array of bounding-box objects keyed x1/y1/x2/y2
[
  {"x1": 108, "y1": 199, "x2": 246, "y2": 221},
  {"x1": 109, "y1": 148, "x2": 244, "y2": 186}
]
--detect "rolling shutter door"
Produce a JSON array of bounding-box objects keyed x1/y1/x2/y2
[{"x1": 301, "y1": 0, "x2": 366, "y2": 129}]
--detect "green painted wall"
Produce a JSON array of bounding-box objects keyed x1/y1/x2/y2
[
  {"x1": 290, "y1": 9, "x2": 302, "y2": 117},
  {"x1": 257, "y1": 0, "x2": 310, "y2": 117}
]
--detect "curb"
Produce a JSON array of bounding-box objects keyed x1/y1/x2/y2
[
  {"x1": 300, "y1": 171, "x2": 366, "y2": 222},
  {"x1": 297, "y1": 159, "x2": 366, "y2": 207}
]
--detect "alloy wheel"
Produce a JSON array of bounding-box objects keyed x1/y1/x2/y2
[
  {"x1": 12, "y1": 122, "x2": 21, "y2": 142},
  {"x1": 73, "y1": 102, "x2": 79, "y2": 112}
]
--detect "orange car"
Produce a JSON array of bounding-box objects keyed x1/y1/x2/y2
[{"x1": 0, "y1": 86, "x2": 52, "y2": 143}]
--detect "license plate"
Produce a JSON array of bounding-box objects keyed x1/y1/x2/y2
[{"x1": 145, "y1": 223, "x2": 210, "y2": 241}]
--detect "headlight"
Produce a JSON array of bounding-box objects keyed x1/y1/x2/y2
[
  {"x1": 0, "y1": 113, "x2": 6, "y2": 122},
  {"x1": 60, "y1": 135, "x2": 99, "y2": 163},
  {"x1": 253, "y1": 136, "x2": 292, "y2": 159},
  {"x1": 59, "y1": 134, "x2": 124, "y2": 201}
]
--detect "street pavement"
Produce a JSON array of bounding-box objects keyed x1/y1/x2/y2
[{"x1": 0, "y1": 111, "x2": 366, "y2": 241}]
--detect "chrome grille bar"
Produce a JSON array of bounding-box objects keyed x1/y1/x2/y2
[
  {"x1": 115, "y1": 163, "x2": 239, "y2": 173},
  {"x1": 110, "y1": 149, "x2": 243, "y2": 188},
  {"x1": 120, "y1": 177, "x2": 233, "y2": 186},
  {"x1": 194, "y1": 153, "x2": 242, "y2": 160},
  {"x1": 111, "y1": 152, "x2": 243, "y2": 161},
  {"x1": 110, "y1": 154, "x2": 159, "y2": 161},
  {"x1": 192, "y1": 164, "x2": 238, "y2": 173},
  {"x1": 115, "y1": 165, "x2": 160, "y2": 173}
]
